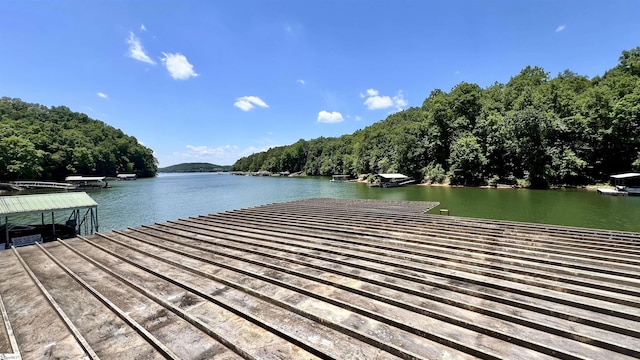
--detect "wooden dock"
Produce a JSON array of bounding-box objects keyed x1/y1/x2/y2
[
  {"x1": 1, "y1": 198, "x2": 639, "y2": 359},
  {"x1": 10, "y1": 181, "x2": 77, "y2": 190},
  {"x1": 597, "y1": 187, "x2": 628, "y2": 196}
]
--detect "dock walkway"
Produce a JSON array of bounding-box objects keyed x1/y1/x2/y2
[
  {"x1": 1, "y1": 198, "x2": 639, "y2": 359},
  {"x1": 10, "y1": 181, "x2": 76, "y2": 190}
]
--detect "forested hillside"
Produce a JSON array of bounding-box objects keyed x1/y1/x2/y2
[
  {"x1": 232, "y1": 47, "x2": 640, "y2": 188},
  {"x1": 158, "y1": 162, "x2": 231, "y2": 172},
  {"x1": 0, "y1": 97, "x2": 157, "y2": 180}
]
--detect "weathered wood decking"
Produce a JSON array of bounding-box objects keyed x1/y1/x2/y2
[{"x1": 1, "y1": 198, "x2": 639, "y2": 359}]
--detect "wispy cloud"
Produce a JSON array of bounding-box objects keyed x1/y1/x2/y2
[
  {"x1": 177, "y1": 144, "x2": 275, "y2": 165},
  {"x1": 126, "y1": 32, "x2": 155, "y2": 65},
  {"x1": 283, "y1": 23, "x2": 303, "y2": 37},
  {"x1": 140, "y1": 24, "x2": 147, "y2": 32},
  {"x1": 161, "y1": 52, "x2": 199, "y2": 80},
  {"x1": 97, "y1": 92, "x2": 108, "y2": 99},
  {"x1": 555, "y1": 25, "x2": 566, "y2": 32},
  {"x1": 317, "y1": 110, "x2": 344, "y2": 123},
  {"x1": 234, "y1": 96, "x2": 269, "y2": 111},
  {"x1": 296, "y1": 79, "x2": 305, "y2": 85},
  {"x1": 362, "y1": 89, "x2": 407, "y2": 111},
  {"x1": 394, "y1": 91, "x2": 408, "y2": 110},
  {"x1": 185, "y1": 145, "x2": 238, "y2": 158}
]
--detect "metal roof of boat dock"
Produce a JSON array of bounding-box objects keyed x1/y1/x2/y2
[
  {"x1": 1, "y1": 198, "x2": 640, "y2": 359},
  {"x1": 611, "y1": 173, "x2": 640, "y2": 179},
  {"x1": 0, "y1": 192, "x2": 97, "y2": 217},
  {"x1": 377, "y1": 173, "x2": 410, "y2": 179},
  {"x1": 65, "y1": 176, "x2": 106, "y2": 182}
]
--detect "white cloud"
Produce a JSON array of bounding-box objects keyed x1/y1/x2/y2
[
  {"x1": 362, "y1": 89, "x2": 408, "y2": 111},
  {"x1": 161, "y1": 52, "x2": 199, "y2": 80},
  {"x1": 317, "y1": 110, "x2": 344, "y2": 123},
  {"x1": 364, "y1": 94, "x2": 393, "y2": 110},
  {"x1": 393, "y1": 91, "x2": 408, "y2": 110},
  {"x1": 296, "y1": 79, "x2": 305, "y2": 85},
  {"x1": 140, "y1": 24, "x2": 147, "y2": 32},
  {"x1": 126, "y1": 32, "x2": 155, "y2": 65},
  {"x1": 176, "y1": 144, "x2": 275, "y2": 165},
  {"x1": 97, "y1": 92, "x2": 108, "y2": 99},
  {"x1": 354, "y1": 115, "x2": 362, "y2": 121},
  {"x1": 555, "y1": 25, "x2": 566, "y2": 32},
  {"x1": 366, "y1": 89, "x2": 378, "y2": 96},
  {"x1": 234, "y1": 96, "x2": 269, "y2": 111},
  {"x1": 186, "y1": 145, "x2": 235, "y2": 157}
]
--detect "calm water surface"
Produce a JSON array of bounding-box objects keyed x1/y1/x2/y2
[{"x1": 85, "y1": 173, "x2": 640, "y2": 233}]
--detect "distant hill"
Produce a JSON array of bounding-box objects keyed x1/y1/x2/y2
[{"x1": 158, "y1": 162, "x2": 231, "y2": 173}]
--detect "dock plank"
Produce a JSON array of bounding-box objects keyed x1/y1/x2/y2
[{"x1": 0, "y1": 198, "x2": 639, "y2": 359}]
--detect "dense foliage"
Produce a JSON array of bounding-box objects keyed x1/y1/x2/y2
[
  {"x1": 158, "y1": 162, "x2": 231, "y2": 172},
  {"x1": 0, "y1": 97, "x2": 157, "y2": 180},
  {"x1": 232, "y1": 47, "x2": 640, "y2": 188}
]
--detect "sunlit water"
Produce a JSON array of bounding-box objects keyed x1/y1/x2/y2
[{"x1": 77, "y1": 173, "x2": 640, "y2": 233}]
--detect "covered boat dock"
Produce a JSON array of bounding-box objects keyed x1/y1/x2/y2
[
  {"x1": 116, "y1": 173, "x2": 137, "y2": 181},
  {"x1": 598, "y1": 173, "x2": 640, "y2": 196},
  {"x1": 65, "y1": 176, "x2": 109, "y2": 189},
  {"x1": 0, "y1": 192, "x2": 98, "y2": 250},
  {"x1": 611, "y1": 173, "x2": 640, "y2": 195},
  {"x1": 372, "y1": 173, "x2": 416, "y2": 187},
  {"x1": 1, "y1": 198, "x2": 639, "y2": 359}
]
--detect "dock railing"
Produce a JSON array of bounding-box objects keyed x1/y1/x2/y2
[{"x1": 11, "y1": 181, "x2": 77, "y2": 190}]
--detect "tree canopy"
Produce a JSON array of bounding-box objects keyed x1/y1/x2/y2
[
  {"x1": 231, "y1": 46, "x2": 640, "y2": 188},
  {"x1": 0, "y1": 97, "x2": 157, "y2": 180}
]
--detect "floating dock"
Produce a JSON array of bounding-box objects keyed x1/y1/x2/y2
[
  {"x1": 597, "y1": 187, "x2": 628, "y2": 196},
  {"x1": 1, "y1": 198, "x2": 639, "y2": 359}
]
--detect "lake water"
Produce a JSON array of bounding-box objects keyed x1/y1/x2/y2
[{"x1": 81, "y1": 173, "x2": 640, "y2": 233}]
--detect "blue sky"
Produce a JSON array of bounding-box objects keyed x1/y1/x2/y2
[{"x1": 1, "y1": 1, "x2": 639, "y2": 167}]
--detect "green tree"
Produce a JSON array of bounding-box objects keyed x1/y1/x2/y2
[
  {"x1": 618, "y1": 46, "x2": 640, "y2": 76},
  {"x1": 633, "y1": 153, "x2": 640, "y2": 171},
  {"x1": 504, "y1": 66, "x2": 549, "y2": 111},
  {"x1": 504, "y1": 108, "x2": 552, "y2": 188},
  {"x1": 231, "y1": 46, "x2": 640, "y2": 187},
  {"x1": 0, "y1": 97, "x2": 157, "y2": 180},
  {"x1": 448, "y1": 134, "x2": 486, "y2": 185},
  {"x1": 71, "y1": 146, "x2": 96, "y2": 174},
  {"x1": 547, "y1": 148, "x2": 587, "y2": 185},
  {"x1": 0, "y1": 135, "x2": 43, "y2": 180},
  {"x1": 449, "y1": 82, "x2": 483, "y2": 135}
]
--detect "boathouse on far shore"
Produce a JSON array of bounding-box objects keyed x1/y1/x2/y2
[
  {"x1": 65, "y1": 175, "x2": 109, "y2": 189},
  {"x1": 117, "y1": 173, "x2": 137, "y2": 180},
  {"x1": 373, "y1": 173, "x2": 415, "y2": 187},
  {"x1": 1, "y1": 198, "x2": 639, "y2": 359}
]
